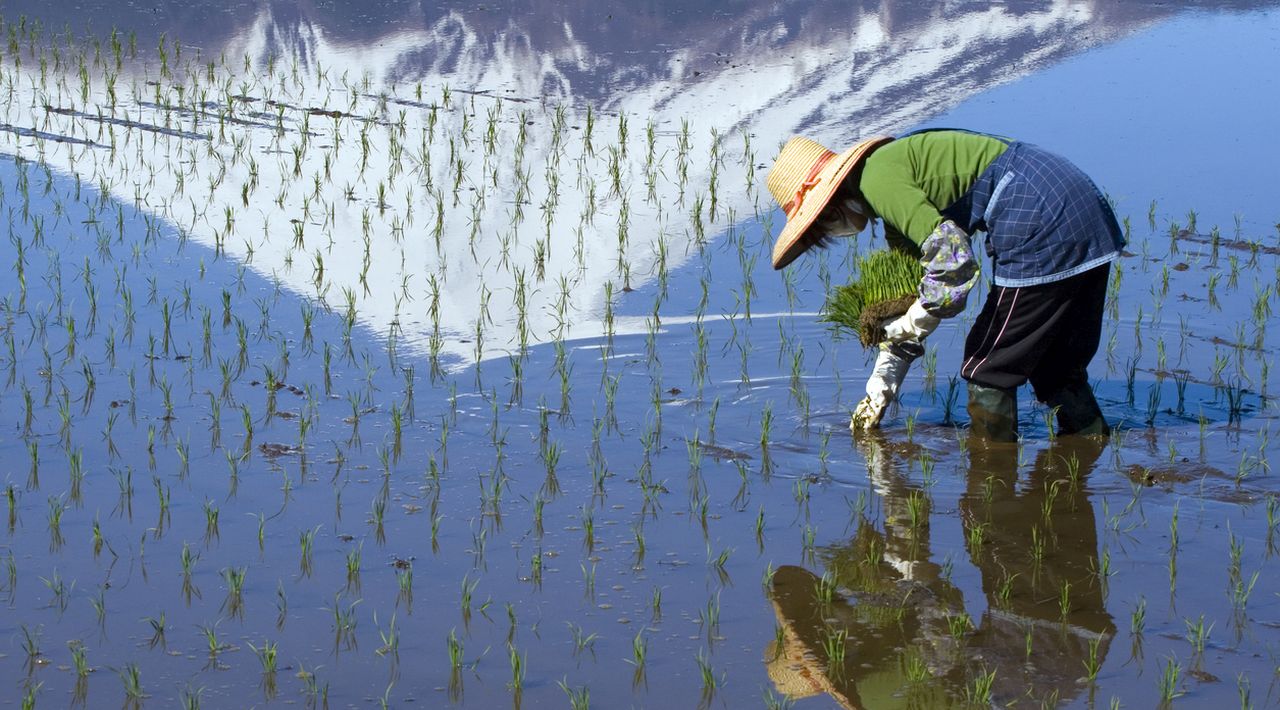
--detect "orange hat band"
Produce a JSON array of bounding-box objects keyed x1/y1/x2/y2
[{"x1": 782, "y1": 150, "x2": 836, "y2": 217}]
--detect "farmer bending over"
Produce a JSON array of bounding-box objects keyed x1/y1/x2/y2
[{"x1": 767, "y1": 129, "x2": 1123, "y2": 441}]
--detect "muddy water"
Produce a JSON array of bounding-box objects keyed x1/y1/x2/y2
[{"x1": 1, "y1": 3, "x2": 1279, "y2": 709}]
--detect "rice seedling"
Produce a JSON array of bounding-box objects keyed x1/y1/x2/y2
[
  {"x1": 178, "y1": 684, "x2": 207, "y2": 710},
  {"x1": 221, "y1": 566, "x2": 247, "y2": 619},
  {"x1": 1158, "y1": 655, "x2": 1184, "y2": 705},
  {"x1": 942, "y1": 609, "x2": 972, "y2": 642},
  {"x1": 759, "y1": 401, "x2": 774, "y2": 448},
  {"x1": 1063, "y1": 629, "x2": 1098, "y2": 686},
  {"x1": 60, "y1": 636, "x2": 90, "y2": 680},
  {"x1": 506, "y1": 643, "x2": 526, "y2": 694},
  {"x1": 823, "y1": 249, "x2": 923, "y2": 345},
  {"x1": 142, "y1": 609, "x2": 169, "y2": 648},
  {"x1": 581, "y1": 562, "x2": 597, "y2": 599},
  {"x1": 19, "y1": 623, "x2": 42, "y2": 669},
  {"x1": 559, "y1": 679, "x2": 591, "y2": 710},
  {"x1": 39, "y1": 567, "x2": 74, "y2": 614},
  {"x1": 1130, "y1": 596, "x2": 1147, "y2": 639},
  {"x1": 198, "y1": 621, "x2": 226, "y2": 657},
  {"x1": 568, "y1": 622, "x2": 599, "y2": 657},
  {"x1": 964, "y1": 667, "x2": 996, "y2": 706},
  {"x1": 821, "y1": 626, "x2": 848, "y2": 676},
  {"x1": 374, "y1": 612, "x2": 399, "y2": 659},
  {"x1": 619, "y1": 627, "x2": 649, "y2": 672},
  {"x1": 695, "y1": 648, "x2": 719, "y2": 696},
  {"x1": 44, "y1": 493, "x2": 66, "y2": 550},
  {"x1": 1224, "y1": 378, "x2": 1248, "y2": 426},
  {"x1": 320, "y1": 590, "x2": 360, "y2": 650},
  {"x1": 391, "y1": 560, "x2": 414, "y2": 610},
  {"x1": 460, "y1": 572, "x2": 479, "y2": 621},
  {"x1": 362, "y1": 483, "x2": 389, "y2": 533},
  {"x1": 248, "y1": 638, "x2": 279, "y2": 674}
]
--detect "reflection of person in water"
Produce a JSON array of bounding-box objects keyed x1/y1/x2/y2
[{"x1": 766, "y1": 435, "x2": 1115, "y2": 708}]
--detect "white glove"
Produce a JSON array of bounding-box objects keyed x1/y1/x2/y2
[
  {"x1": 852, "y1": 341, "x2": 923, "y2": 430},
  {"x1": 882, "y1": 300, "x2": 941, "y2": 344}
]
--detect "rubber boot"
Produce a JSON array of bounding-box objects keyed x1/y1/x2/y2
[
  {"x1": 1044, "y1": 382, "x2": 1109, "y2": 436},
  {"x1": 967, "y1": 383, "x2": 1018, "y2": 443}
]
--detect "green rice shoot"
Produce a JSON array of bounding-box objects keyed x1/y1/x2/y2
[{"x1": 822, "y1": 249, "x2": 923, "y2": 347}]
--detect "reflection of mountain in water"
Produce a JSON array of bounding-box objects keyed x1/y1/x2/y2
[
  {"x1": 1, "y1": 1, "x2": 1272, "y2": 362},
  {"x1": 46, "y1": 0, "x2": 1263, "y2": 134},
  {"x1": 10, "y1": 2, "x2": 1278, "y2": 97}
]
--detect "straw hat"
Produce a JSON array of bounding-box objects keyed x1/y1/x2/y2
[
  {"x1": 765, "y1": 565, "x2": 860, "y2": 709},
  {"x1": 768, "y1": 136, "x2": 893, "y2": 269}
]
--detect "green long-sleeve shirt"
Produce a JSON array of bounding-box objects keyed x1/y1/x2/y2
[{"x1": 857, "y1": 131, "x2": 1008, "y2": 248}]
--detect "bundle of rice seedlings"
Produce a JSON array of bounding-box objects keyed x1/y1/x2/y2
[{"x1": 822, "y1": 249, "x2": 923, "y2": 347}]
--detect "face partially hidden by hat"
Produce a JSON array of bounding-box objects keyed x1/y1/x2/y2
[
  {"x1": 814, "y1": 191, "x2": 871, "y2": 239},
  {"x1": 767, "y1": 135, "x2": 893, "y2": 270}
]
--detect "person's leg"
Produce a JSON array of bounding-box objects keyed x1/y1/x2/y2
[
  {"x1": 1042, "y1": 383, "x2": 1108, "y2": 436},
  {"x1": 1029, "y1": 265, "x2": 1111, "y2": 436},
  {"x1": 961, "y1": 284, "x2": 1029, "y2": 442},
  {"x1": 966, "y1": 381, "x2": 1018, "y2": 442},
  {"x1": 961, "y1": 275, "x2": 1088, "y2": 442}
]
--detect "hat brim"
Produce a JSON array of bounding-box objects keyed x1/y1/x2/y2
[
  {"x1": 771, "y1": 136, "x2": 893, "y2": 270},
  {"x1": 765, "y1": 565, "x2": 861, "y2": 709}
]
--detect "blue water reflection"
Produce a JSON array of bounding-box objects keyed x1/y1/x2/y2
[{"x1": 934, "y1": 8, "x2": 1280, "y2": 232}]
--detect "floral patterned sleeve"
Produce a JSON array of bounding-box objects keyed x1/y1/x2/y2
[{"x1": 918, "y1": 220, "x2": 979, "y2": 318}]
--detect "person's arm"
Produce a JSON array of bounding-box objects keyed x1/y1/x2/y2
[
  {"x1": 862, "y1": 145, "x2": 979, "y2": 333},
  {"x1": 852, "y1": 225, "x2": 979, "y2": 430},
  {"x1": 877, "y1": 220, "x2": 980, "y2": 345},
  {"x1": 859, "y1": 150, "x2": 945, "y2": 247},
  {"x1": 860, "y1": 137, "x2": 983, "y2": 323},
  {"x1": 852, "y1": 340, "x2": 924, "y2": 431},
  {"x1": 916, "y1": 221, "x2": 981, "y2": 318},
  {"x1": 852, "y1": 153, "x2": 982, "y2": 430}
]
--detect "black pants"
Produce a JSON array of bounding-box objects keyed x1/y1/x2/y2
[{"x1": 960, "y1": 264, "x2": 1109, "y2": 400}]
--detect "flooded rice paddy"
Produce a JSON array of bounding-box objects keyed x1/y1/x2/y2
[{"x1": 1, "y1": 3, "x2": 1279, "y2": 708}]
